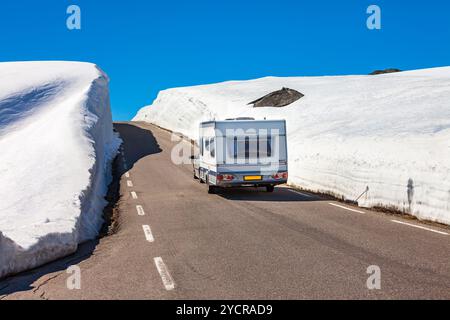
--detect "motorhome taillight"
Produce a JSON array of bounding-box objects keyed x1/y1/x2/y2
[
  {"x1": 217, "y1": 174, "x2": 234, "y2": 181},
  {"x1": 272, "y1": 172, "x2": 288, "y2": 180}
]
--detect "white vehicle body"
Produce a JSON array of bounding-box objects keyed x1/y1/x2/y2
[{"x1": 193, "y1": 119, "x2": 288, "y2": 193}]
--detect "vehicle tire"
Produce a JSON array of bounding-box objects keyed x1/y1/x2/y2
[
  {"x1": 208, "y1": 185, "x2": 217, "y2": 194},
  {"x1": 193, "y1": 170, "x2": 199, "y2": 180},
  {"x1": 266, "y1": 185, "x2": 275, "y2": 193}
]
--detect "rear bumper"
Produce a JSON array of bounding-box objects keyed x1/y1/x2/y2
[
  {"x1": 217, "y1": 180, "x2": 287, "y2": 188},
  {"x1": 211, "y1": 171, "x2": 288, "y2": 187}
]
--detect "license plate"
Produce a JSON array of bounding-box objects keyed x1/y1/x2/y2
[{"x1": 244, "y1": 175, "x2": 262, "y2": 181}]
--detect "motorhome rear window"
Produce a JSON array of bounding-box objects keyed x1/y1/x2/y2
[
  {"x1": 210, "y1": 138, "x2": 215, "y2": 158},
  {"x1": 265, "y1": 136, "x2": 272, "y2": 157},
  {"x1": 255, "y1": 137, "x2": 272, "y2": 158},
  {"x1": 228, "y1": 135, "x2": 273, "y2": 160},
  {"x1": 200, "y1": 138, "x2": 204, "y2": 156}
]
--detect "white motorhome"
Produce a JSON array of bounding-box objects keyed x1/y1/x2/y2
[{"x1": 192, "y1": 118, "x2": 288, "y2": 193}]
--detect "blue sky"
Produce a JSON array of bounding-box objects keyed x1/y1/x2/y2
[{"x1": 0, "y1": 0, "x2": 449, "y2": 120}]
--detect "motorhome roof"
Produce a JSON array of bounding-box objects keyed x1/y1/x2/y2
[
  {"x1": 201, "y1": 119, "x2": 284, "y2": 124},
  {"x1": 200, "y1": 119, "x2": 286, "y2": 129},
  {"x1": 225, "y1": 117, "x2": 255, "y2": 121}
]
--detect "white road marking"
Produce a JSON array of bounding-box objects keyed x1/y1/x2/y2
[
  {"x1": 391, "y1": 220, "x2": 449, "y2": 236},
  {"x1": 131, "y1": 191, "x2": 138, "y2": 199},
  {"x1": 127, "y1": 180, "x2": 133, "y2": 187},
  {"x1": 136, "y1": 205, "x2": 145, "y2": 216},
  {"x1": 154, "y1": 257, "x2": 175, "y2": 291},
  {"x1": 123, "y1": 163, "x2": 128, "y2": 170},
  {"x1": 288, "y1": 189, "x2": 314, "y2": 198},
  {"x1": 125, "y1": 172, "x2": 130, "y2": 178},
  {"x1": 329, "y1": 202, "x2": 365, "y2": 214},
  {"x1": 142, "y1": 225, "x2": 154, "y2": 242}
]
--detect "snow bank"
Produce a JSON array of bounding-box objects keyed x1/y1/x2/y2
[
  {"x1": 0, "y1": 62, "x2": 121, "y2": 279},
  {"x1": 134, "y1": 67, "x2": 450, "y2": 225}
]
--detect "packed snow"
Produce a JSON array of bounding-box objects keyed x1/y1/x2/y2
[
  {"x1": 0, "y1": 62, "x2": 121, "y2": 279},
  {"x1": 134, "y1": 67, "x2": 450, "y2": 225}
]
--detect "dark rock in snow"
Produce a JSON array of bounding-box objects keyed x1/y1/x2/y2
[
  {"x1": 248, "y1": 87, "x2": 304, "y2": 108},
  {"x1": 369, "y1": 68, "x2": 402, "y2": 75}
]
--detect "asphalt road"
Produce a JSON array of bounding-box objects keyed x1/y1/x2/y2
[{"x1": 1, "y1": 121, "x2": 450, "y2": 299}]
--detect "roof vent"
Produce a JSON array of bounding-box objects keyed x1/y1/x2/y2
[{"x1": 225, "y1": 117, "x2": 255, "y2": 121}]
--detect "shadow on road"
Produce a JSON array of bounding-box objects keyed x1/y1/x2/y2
[
  {"x1": 216, "y1": 186, "x2": 324, "y2": 202},
  {"x1": 114, "y1": 122, "x2": 162, "y2": 174}
]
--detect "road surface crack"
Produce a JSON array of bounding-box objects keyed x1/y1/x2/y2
[{"x1": 32, "y1": 273, "x2": 62, "y2": 299}]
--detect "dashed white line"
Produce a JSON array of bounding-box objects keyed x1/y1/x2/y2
[
  {"x1": 125, "y1": 172, "x2": 130, "y2": 178},
  {"x1": 391, "y1": 220, "x2": 449, "y2": 236},
  {"x1": 154, "y1": 257, "x2": 175, "y2": 291},
  {"x1": 127, "y1": 180, "x2": 133, "y2": 187},
  {"x1": 329, "y1": 202, "x2": 365, "y2": 214},
  {"x1": 142, "y1": 225, "x2": 154, "y2": 242},
  {"x1": 136, "y1": 205, "x2": 145, "y2": 216},
  {"x1": 131, "y1": 191, "x2": 138, "y2": 199}
]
